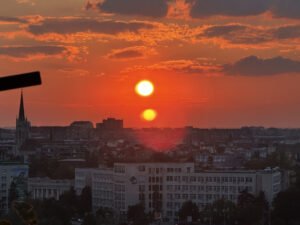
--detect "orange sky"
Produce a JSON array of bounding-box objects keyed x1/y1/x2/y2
[{"x1": 1, "y1": 0, "x2": 300, "y2": 128}]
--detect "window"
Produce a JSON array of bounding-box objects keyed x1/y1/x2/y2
[
  {"x1": 190, "y1": 176, "x2": 196, "y2": 182},
  {"x1": 190, "y1": 185, "x2": 197, "y2": 191},
  {"x1": 175, "y1": 194, "x2": 181, "y2": 199},
  {"x1": 167, "y1": 185, "x2": 173, "y2": 191},
  {"x1": 182, "y1": 185, "x2": 189, "y2": 191},
  {"x1": 139, "y1": 185, "x2": 145, "y2": 192},
  {"x1": 182, "y1": 194, "x2": 188, "y2": 199},
  {"x1": 138, "y1": 165, "x2": 145, "y2": 172}
]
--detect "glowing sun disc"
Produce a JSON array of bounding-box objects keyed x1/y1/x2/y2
[
  {"x1": 142, "y1": 109, "x2": 157, "y2": 121},
  {"x1": 135, "y1": 80, "x2": 154, "y2": 97}
]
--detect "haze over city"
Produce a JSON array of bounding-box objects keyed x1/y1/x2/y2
[{"x1": 1, "y1": 0, "x2": 300, "y2": 128}]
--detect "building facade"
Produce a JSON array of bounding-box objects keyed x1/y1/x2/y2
[
  {"x1": 75, "y1": 162, "x2": 284, "y2": 222},
  {"x1": 28, "y1": 177, "x2": 73, "y2": 200},
  {"x1": 0, "y1": 163, "x2": 28, "y2": 215}
]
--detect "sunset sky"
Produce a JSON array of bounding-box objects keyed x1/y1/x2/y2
[{"x1": 1, "y1": 0, "x2": 300, "y2": 128}]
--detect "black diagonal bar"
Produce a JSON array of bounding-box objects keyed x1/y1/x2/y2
[{"x1": 0, "y1": 71, "x2": 41, "y2": 92}]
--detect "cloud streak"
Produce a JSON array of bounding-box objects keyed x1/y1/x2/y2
[
  {"x1": 0, "y1": 16, "x2": 26, "y2": 24},
  {"x1": 27, "y1": 18, "x2": 155, "y2": 35},
  {"x1": 188, "y1": 0, "x2": 300, "y2": 19},
  {"x1": 0, "y1": 45, "x2": 65, "y2": 57},
  {"x1": 197, "y1": 24, "x2": 300, "y2": 46},
  {"x1": 0, "y1": 45, "x2": 85, "y2": 61},
  {"x1": 95, "y1": 0, "x2": 169, "y2": 18},
  {"x1": 124, "y1": 56, "x2": 300, "y2": 77},
  {"x1": 106, "y1": 46, "x2": 156, "y2": 60},
  {"x1": 223, "y1": 56, "x2": 300, "y2": 76}
]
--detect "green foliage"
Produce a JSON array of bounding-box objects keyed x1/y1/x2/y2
[
  {"x1": 96, "y1": 207, "x2": 116, "y2": 225},
  {"x1": 12, "y1": 202, "x2": 38, "y2": 225},
  {"x1": 8, "y1": 181, "x2": 18, "y2": 206},
  {"x1": 32, "y1": 198, "x2": 72, "y2": 225},
  {"x1": 0, "y1": 220, "x2": 12, "y2": 225},
  {"x1": 237, "y1": 191, "x2": 269, "y2": 225},
  {"x1": 272, "y1": 188, "x2": 300, "y2": 225},
  {"x1": 127, "y1": 203, "x2": 149, "y2": 225},
  {"x1": 178, "y1": 201, "x2": 200, "y2": 222},
  {"x1": 82, "y1": 213, "x2": 96, "y2": 225},
  {"x1": 78, "y1": 186, "x2": 92, "y2": 216},
  {"x1": 201, "y1": 199, "x2": 237, "y2": 225},
  {"x1": 59, "y1": 187, "x2": 78, "y2": 216},
  {"x1": 20, "y1": 186, "x2": 94, "y2": 225}
]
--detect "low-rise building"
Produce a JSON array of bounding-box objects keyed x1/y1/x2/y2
[{"x1": 28, "y1": 177, "x2": 73, "y2": 200}]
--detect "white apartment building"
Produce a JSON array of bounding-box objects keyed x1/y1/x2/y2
[
  {"x1": 0, "y1": 162, "x2": 28, "y2": 215},
  {"x1": 28, "y1": 177, "x2": 73, "y2": 200},
  {"x1": 75, "y1": 162, "x2": 284, "y2": 222}
]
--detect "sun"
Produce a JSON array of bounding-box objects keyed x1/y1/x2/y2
[
  {"x1": 135, "y1": 80, "x2": 154, "y2": 97},
  {"x1": 142, "y1": 109, "x2": 157, "y2": 121}
]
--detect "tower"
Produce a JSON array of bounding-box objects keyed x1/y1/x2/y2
[{"x1": 16, "y1": 91, "x2": 31, "y2": 152}]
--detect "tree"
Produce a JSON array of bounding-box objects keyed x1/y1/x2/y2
[
  {"x1": 12, "y1": 202, "x2": 38, "y2": 225},
  {"x1": 178, "y1": 201, "x2": 200, "y2": 222},
  {"x1": 0, "y1": 221, "x2": 12, "y2": 225},
  {"x1": 201, "y1": 199, "x2": 237, "y2": 225},
  {"x1": 8, "y1": 181, "x2": 18, "y2": 206},
  {"x1": 78, "y1": 186, "x2": 92, "y2": 216},
  {"x1": 59, "y1": 187, "x2": 78, "y2": 216},
  {"x1": 32, "y1": 199, "x2": 72, "y2": 225},
  {"x1": 237, "y1": 191, "x2": 268, "y2": 225},
  {"x1": 127, "y1": 203, "x2": 149, "y2": 225},
  {"x1": 82, "y1": 213, "x2": 96, "y2": 225},
  {"x1": 272, "y1": 188, "x2": 300, "y2": 225},
  {"x1": 96, "y1": 207, "x2": 115, "y2": 225}
]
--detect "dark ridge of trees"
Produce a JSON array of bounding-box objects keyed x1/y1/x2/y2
[{"x1": 178, "y1": 201, "x2": 200, "y2": 222}]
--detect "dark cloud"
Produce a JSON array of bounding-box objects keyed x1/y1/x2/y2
[
  {"x1": 199, "y1": 24, "x2": 300, "y2": 45},
  {"x1": 189, "y1": 0, "x2": 271, "y2": 18},
  {"x1": 96, "y1": 0, "x2": 169, "y2": 18},
  {"x1": 27, "y1": 18, "x2": 154, "y2": 35},
  {"x1": 272, "y1": 0, "x2": 300, "y2": 19},
  {"x1": 0, "y1": 16, "x2": 26, "y2": 24},
  {"x1": 202, "y1": 24, "x2": 246, "y2": 37},
  {"x1": 188, "y1": 0, "x2": 300, "y2": 19},
  {"x1": 0, "y1": 46, "x2": 66, "y2": 58},
  {"x1": 200, "y1": 24, "x2": 272, "y2": 44},
  {"x1": 272, "y1": 25, "x2": 300, "y2": 39},
  {"x1": 223, "y1": 56, "x2": 300, "y2": 76},
  {"x1": 122, "y1": 59, "x2": 221, "y2": 75}
]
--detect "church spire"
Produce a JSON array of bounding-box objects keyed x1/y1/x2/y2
[{"x1": 18, "y1": 90, "x2": 25, "y2": 121}]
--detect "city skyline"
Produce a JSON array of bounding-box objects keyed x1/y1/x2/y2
[{"x1": 1, "y1": 1, "x2": 300, "y2": 128}]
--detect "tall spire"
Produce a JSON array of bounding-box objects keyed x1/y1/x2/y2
[{"x1": 18, "y1": 90, "x2": 25, "y2": 121}]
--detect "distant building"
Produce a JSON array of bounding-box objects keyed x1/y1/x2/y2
[
  {"x1": 16, "y1": 92, "x2": 30, "y2": 153},
  {"x1": 68, "y1": 121, "x2": 94, "y2": 140},
  {"x1": 0, "y1": 162, "x2": 28, "y2": 215},
  {"x1": 28, "y1": 177, "x2": 73, "y2": 200},
  {"x1": 76, "y1": 162, "x2": 286, "y2": 222},
  {"x1": 70, "y1": 121, "x2": 94, "y2": 129},
  {"x1": 0, "y1": 140, "x2": 16, "y2": 160},
  {"x1": 96, "y1": 118, "x2": 123, "y2": 131}
]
